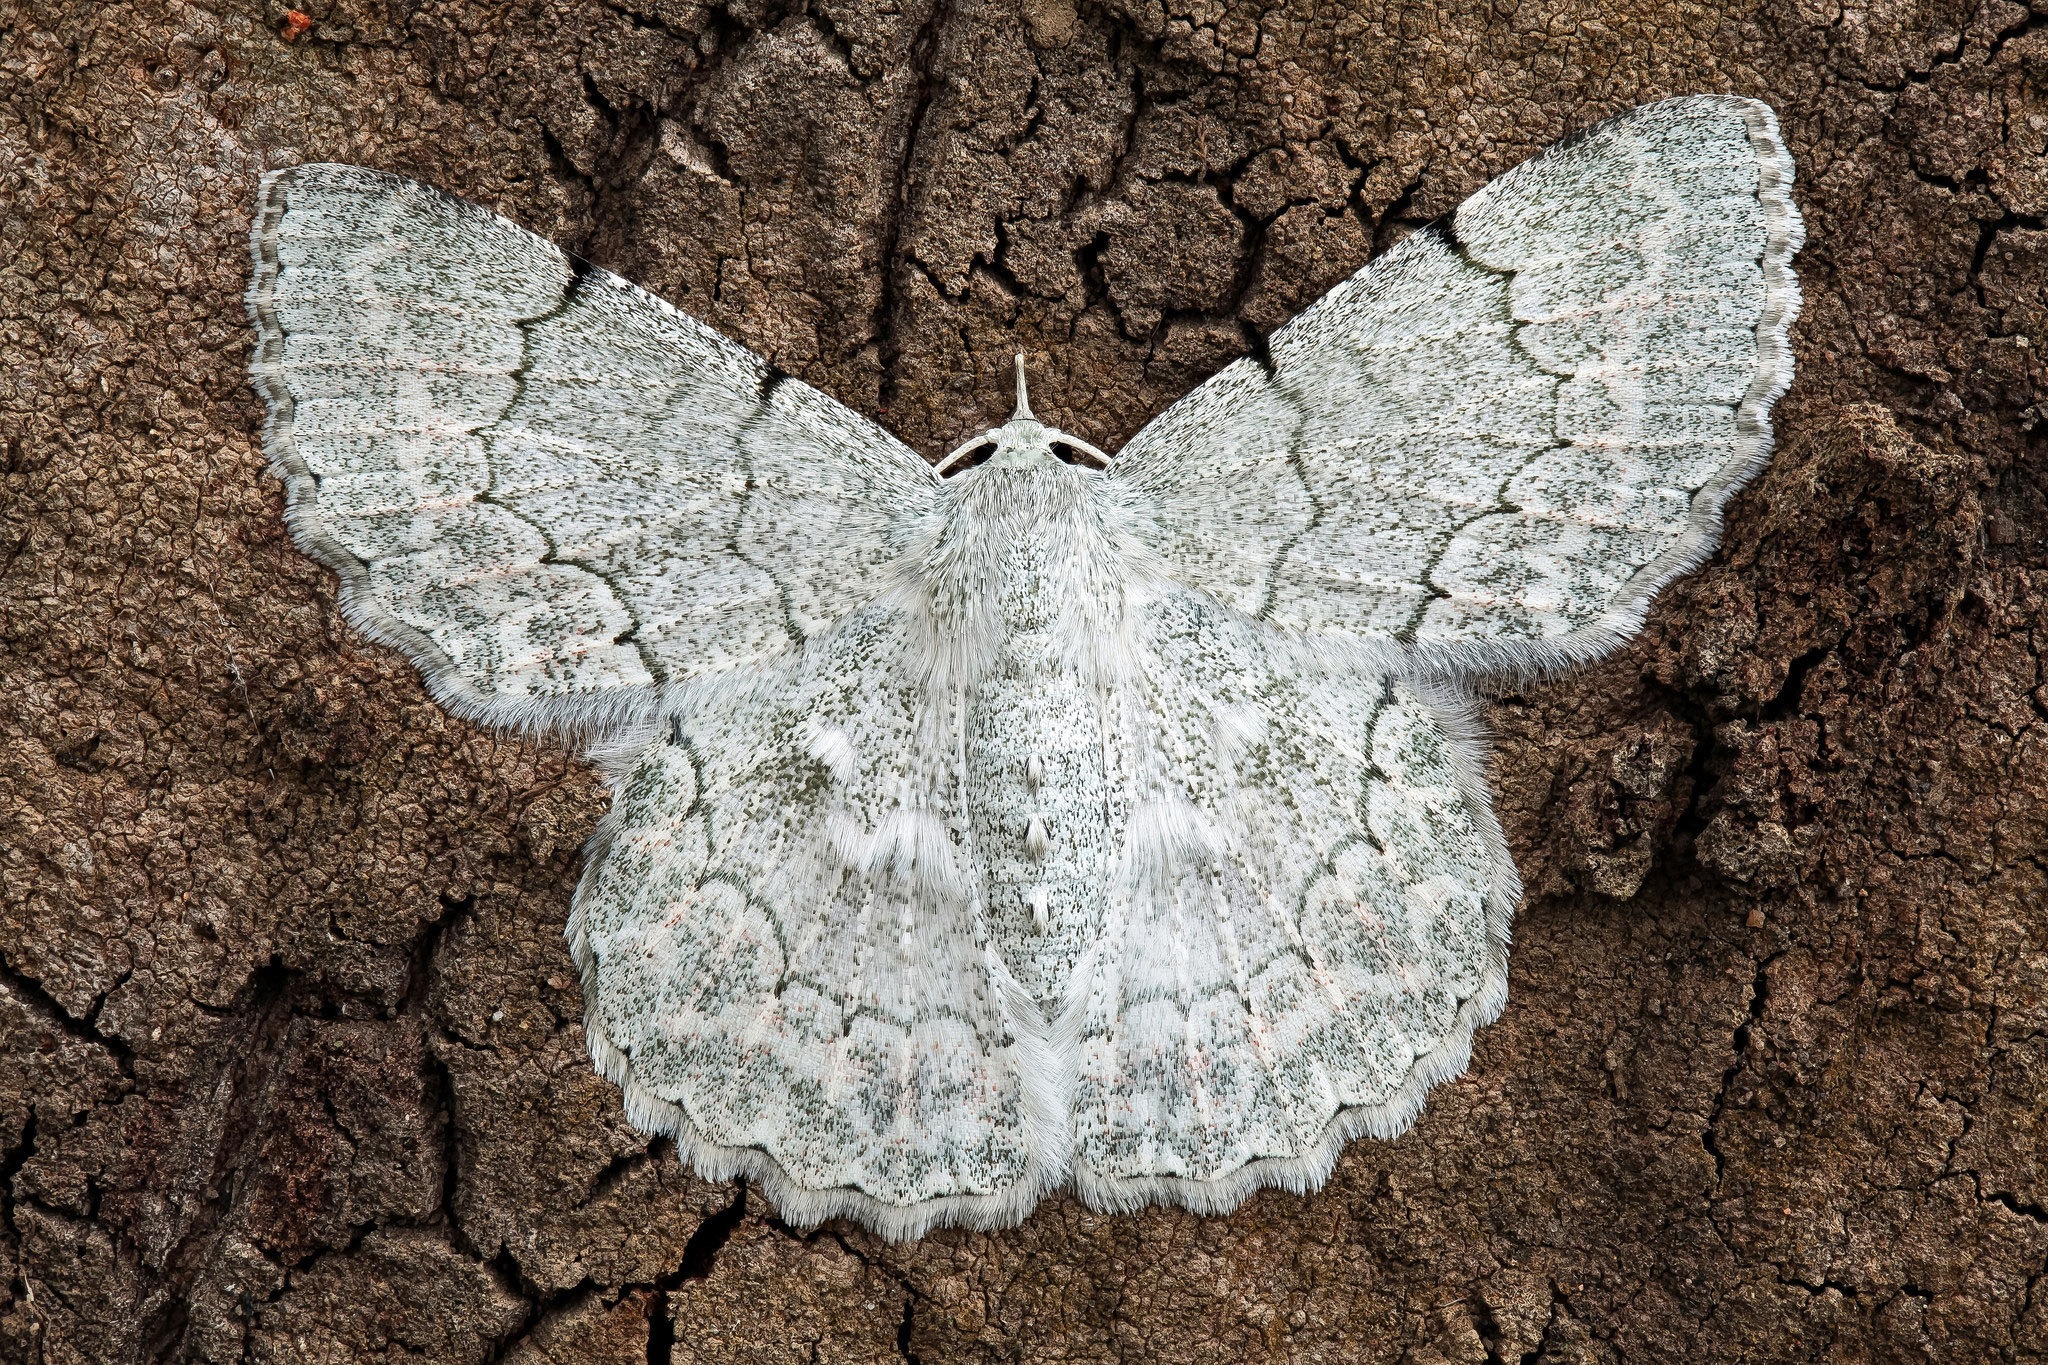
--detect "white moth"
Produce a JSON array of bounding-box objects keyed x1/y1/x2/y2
[{"x1": 246, "y1": 96, "x2": 1802, "y2": 1241}]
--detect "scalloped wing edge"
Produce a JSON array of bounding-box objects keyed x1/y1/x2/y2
[
  {"x1": 246, "y1": 164, "x2": 665, "y2": 740},
  {"x1": 1400, "y1": 94, "x2": 1806, "y2": 685},
  {"x1": 567, "y1": 678, "x2": 1519, "y2": 1241}
]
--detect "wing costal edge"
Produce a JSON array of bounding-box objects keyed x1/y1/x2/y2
[
  {"x1": 247, "y1": 164, "x2": 663, "y2": 739},
  {"x1": 1110, "y1": 95, "x2": 1805, "y2": 687},
  {"x1": 1410, "y1": 94, "x2": 1806, "y2": 681}
]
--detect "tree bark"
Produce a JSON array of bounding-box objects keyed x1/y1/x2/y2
[{"x1": 2, "y1": 0, "x2": 2045, "y2": 1360}]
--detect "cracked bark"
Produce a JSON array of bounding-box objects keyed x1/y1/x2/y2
[{"x1": 4, "y1": 0, "x2": 2048, "y2": 1361}]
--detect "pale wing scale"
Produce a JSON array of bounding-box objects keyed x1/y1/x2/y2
[
  {"x1": 248, "y1": 164, "x2": 938, "y2": 734},
  {"x1": 1113, "y1": 95, "x2": 1803, "y2": 674},
  {"x1": 1070, "y1": 587, "x2": 1515, "y2": 1211},
  {"x1": 248, "y1": 96, "x2": 1802, "y2": 1241},
  {"x1": 571, "y1": 603, "x2": 1061, "y2": 1241}
]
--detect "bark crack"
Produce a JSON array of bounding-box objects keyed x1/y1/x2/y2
[{"x1": 646, "y1": 1183, "x2": 747, "y2": 1365}]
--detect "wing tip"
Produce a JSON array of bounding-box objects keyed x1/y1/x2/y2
[
  {"x1": 244, "y1": 161, "x2": 670, "y2": 743},
  {"x1": 1410, "y1": 93, "x2": 1805, "y2": 682}
]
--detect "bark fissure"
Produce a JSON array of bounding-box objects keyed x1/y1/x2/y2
[{"x1": 8, "y1": 0, "x2": 2048, "y2": 1359}]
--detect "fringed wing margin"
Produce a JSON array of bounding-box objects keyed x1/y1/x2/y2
[
  {"x1": 1111, "y1": 95, "x2": 1803, "y2": 679},
  {"x1": 248, "y1": 164, "x2": 938, "y2": 736},
  {"x1": 570, "y1": 601, "x2": 1063, "y2": 1241},
  {"x1": 1068, "y1": 586, "x2": 1519, "y2": 1214}
]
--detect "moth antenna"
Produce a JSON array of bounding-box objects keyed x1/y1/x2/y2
[{"x1": 1012, "y1": 353, "x2": 1034, "y2": 422}]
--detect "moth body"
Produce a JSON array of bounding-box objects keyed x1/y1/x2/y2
[{"x1": 930, "y1": 433, "x2": 1127, "y2": 1010}]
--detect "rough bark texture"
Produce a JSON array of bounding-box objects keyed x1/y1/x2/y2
[{"x1": 2, "y1": 0, "x2": 2046, "y2": 1360}]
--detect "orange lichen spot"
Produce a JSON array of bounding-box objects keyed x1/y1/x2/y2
[{"x1": 279, "y1": 9, "x2": 314, "y2": 41}]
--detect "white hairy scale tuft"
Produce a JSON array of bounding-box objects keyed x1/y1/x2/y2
[{"x1": 246, "y1": 95, "x2": 1803, "y2": 1241}]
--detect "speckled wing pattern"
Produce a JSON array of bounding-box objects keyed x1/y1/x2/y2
[
  {"x1": 248, "y1": 163, "x2": 938, "y2": 734},
  {"x1": 574, "y1": 599, "x2": 1066, "y2": 1234},
  {"x1": 246, "y1": 95, "x2": 1801, "y2": 1242},
  {"x1": 1115, "y1": 95, "x2": 1804, "y2": 673},
  {"x1": 1070, "y1": 586, "x2": 1511, "y2": 1213}
]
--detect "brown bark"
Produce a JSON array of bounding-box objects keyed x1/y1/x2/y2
[{"x1": 2, "y1": 0, "x2": 2045, "y2": 1360}]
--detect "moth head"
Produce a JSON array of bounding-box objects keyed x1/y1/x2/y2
[{"x1": 934, "y1": 354, "x2": 1113, "y2": 478}]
